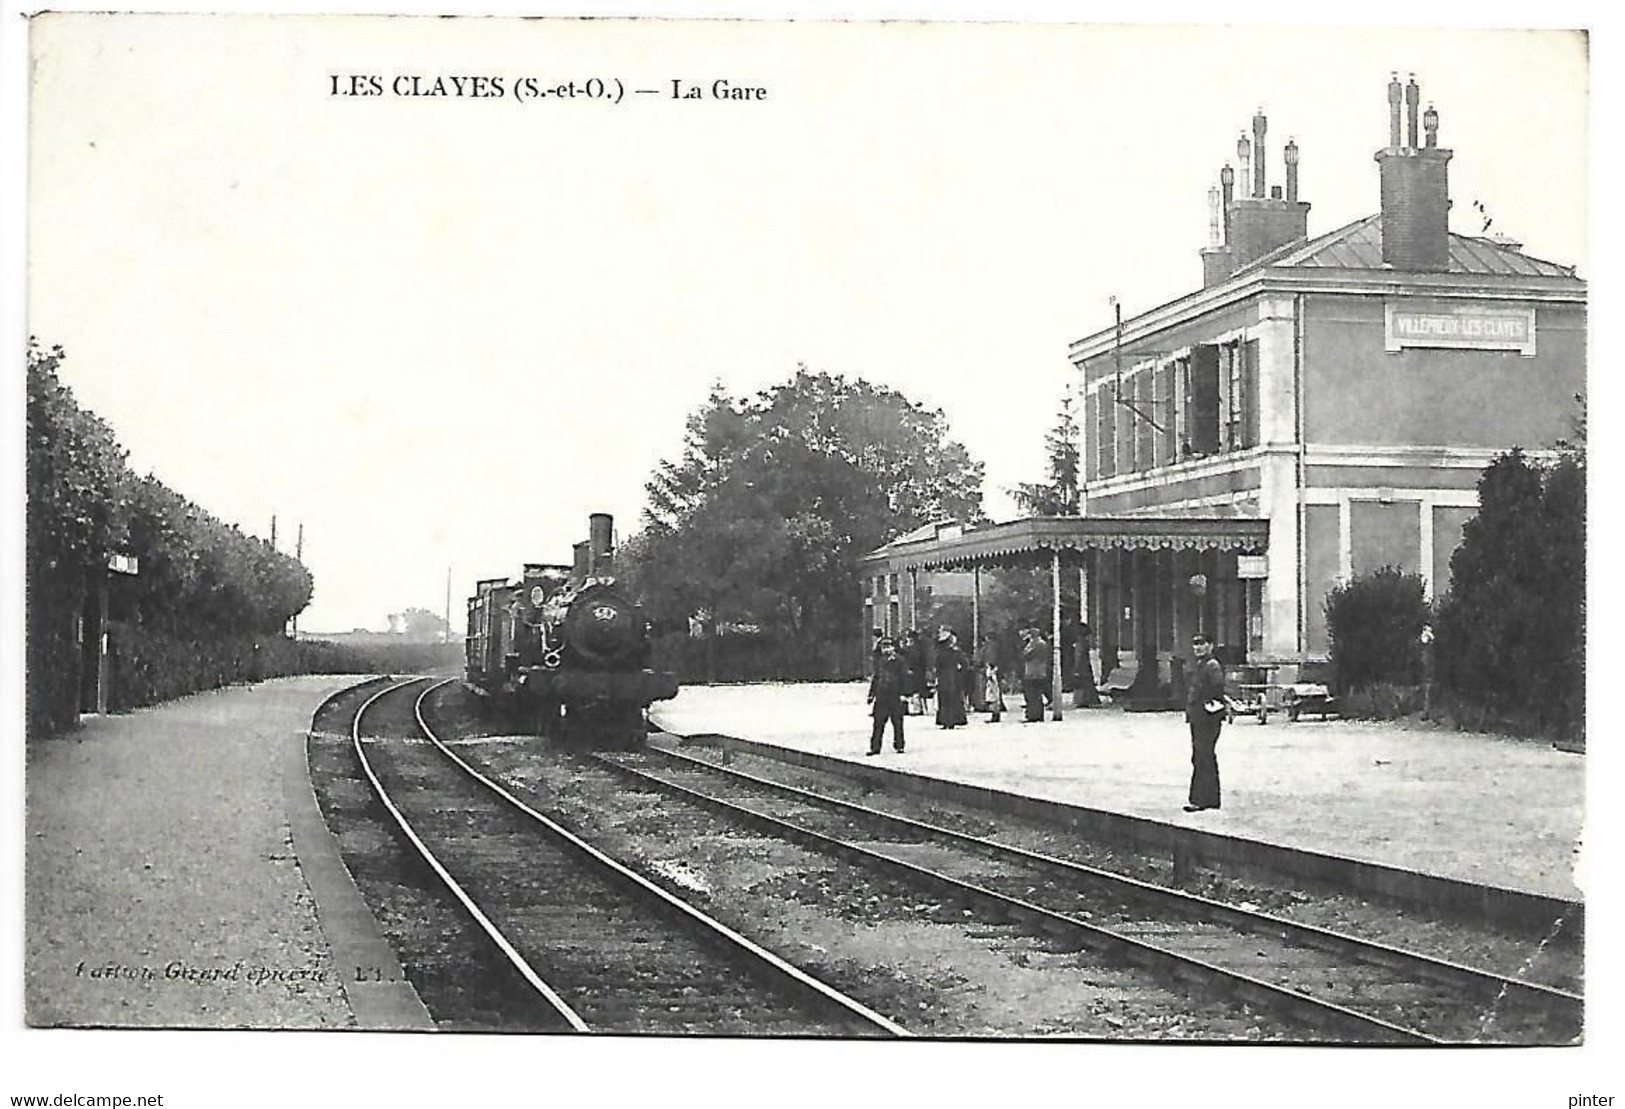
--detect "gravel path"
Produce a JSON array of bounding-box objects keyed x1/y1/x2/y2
[{"x1": 26, "y1": 676, "x2": 366, "y2": 1028}]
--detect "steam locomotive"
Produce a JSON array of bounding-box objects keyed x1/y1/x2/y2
[{"x1": 464, "y1": 513, "x2": 677, "y2": 747}]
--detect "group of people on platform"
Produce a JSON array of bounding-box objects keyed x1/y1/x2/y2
[
  {"x1": 866, "y1": 622, "x2": 1229, "y2": 814},
  {"x1": 866, "y1": 621, "x2": 1106, "y2": 756}
]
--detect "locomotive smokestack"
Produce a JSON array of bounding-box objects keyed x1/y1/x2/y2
[
  {"x1": 588, "y1": 513, "x2": 614, "y2": 575},
  {"x1": 573, "y1": 540, "x2": 591, "y2": 581}
]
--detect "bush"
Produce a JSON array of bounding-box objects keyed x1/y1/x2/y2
[
  {"x1": 1324, "y1": 567, "x2": 1430, "y2": 692},
  {"x1": 105, "y1": 625, "x2": 464, "y2": 712},
  {"x1": 292, "y1": 638, "x2": 464, "y2": 675},
  {"x1": 1337, "y1": 682, "x2": 1427, "y2": 720}
]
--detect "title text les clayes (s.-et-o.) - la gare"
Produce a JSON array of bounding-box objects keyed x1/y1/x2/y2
[{"x1": 329, "y1": 74, "x2": 770, "y2": 104}]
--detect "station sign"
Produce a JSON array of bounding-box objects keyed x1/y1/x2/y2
[
  {"x1": 1385, "y1": 301, "x2": 1537, "y2": 357},
  {"x1": 1236, "y1": 554, "x2": 1268, "y2": 579}
]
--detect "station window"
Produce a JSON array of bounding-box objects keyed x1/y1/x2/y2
[
  {"x1": 1116, "y1": 376, "x2": 1137, "y2": 475},
  {"x1": 1135, "y1": 372, "x2": 1156, "y2": 472},
  {"x1": 1158, "y1": 363, "x2": 1177, "y2": 466}
]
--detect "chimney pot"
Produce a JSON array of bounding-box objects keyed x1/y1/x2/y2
[
  {"x1": 1252, "y1": 109, "x2": 1268, "y2": 197},
  {"x1": 1388, "y1": 72, "x2": 1403, "y2": 147},
  {"x1": 1236, "y1": 135, "x2": 1251, "y2": 205},
  {"x1": 1423, "y1": 102, "x2": 1439, "y2": 147},
  {"x1": 1405, "y1": 73, "x2": 1421, "y2": 148}
]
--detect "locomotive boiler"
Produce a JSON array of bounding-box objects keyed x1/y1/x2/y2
[{"x1": 464, "y1": 513, "x2": 677, "y2": 747}]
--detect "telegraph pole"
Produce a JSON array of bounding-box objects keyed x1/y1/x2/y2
[
  {"x1": 291, "y1": 523, "x2": 303, "y2": 639},
  {"x1": 444, "y1": 566, "x2": 452, "y2": 645}
]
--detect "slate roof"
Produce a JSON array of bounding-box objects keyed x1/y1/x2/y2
[{"x1": 1236, "y1": 214, "x2": 1580, "y2": 280}]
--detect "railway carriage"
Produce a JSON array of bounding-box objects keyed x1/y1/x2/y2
[{"x1": 465, "y1": 513, "x2": 677, "y2": 747}]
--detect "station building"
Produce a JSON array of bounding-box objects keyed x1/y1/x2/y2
[{"x1": 862, "y1": 75, "x2": 1586, "y2": 702}]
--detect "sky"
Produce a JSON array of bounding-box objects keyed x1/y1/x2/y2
[{"x1": 19, "y1": 14, "x2": 1590, "y2": 633}]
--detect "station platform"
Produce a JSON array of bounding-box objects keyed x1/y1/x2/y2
[
  {"x1": 651, "y1": 681, "x2": 1586, "y2": 905},
  {"x1": 24, "y1": 675, "x2": 430, "y2": 1030}
]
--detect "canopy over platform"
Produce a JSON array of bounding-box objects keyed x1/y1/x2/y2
[
  {"x1": 861, "y1": 515, "x2": 1269, "y2": 573},
  {"x1": 860, "y1": 515, "x2": 1270, "y2": 721}
]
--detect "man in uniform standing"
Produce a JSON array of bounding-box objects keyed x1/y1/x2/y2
[
  {"x1": 867, "y1": 635, "x2": 907, "y2": 756},
  {"x1": 1184, "y1": 632, "x2": 1227, "y2": 811}
]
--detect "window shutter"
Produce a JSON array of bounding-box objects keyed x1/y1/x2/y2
[
  {"x1": 1243, "y1": 340, "x2": 1261, "y2": 448},
  {"x1": 1190, "y1": 345, "x2": 1221, "y2": 455}
]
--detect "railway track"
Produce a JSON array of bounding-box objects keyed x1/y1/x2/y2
[
  {"x1": 590, "y1": 742, "x2": 1581, "y2": 1044},
  {"x1": 349, "y1": 678, "x2": 907, "y2": 1037}
]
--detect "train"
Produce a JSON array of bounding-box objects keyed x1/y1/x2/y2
[{"x1": 464, "y1": 512, "x2": 678, "y2": 747}]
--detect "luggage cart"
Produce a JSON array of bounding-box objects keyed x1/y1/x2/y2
[
  {"x1": 1224, "y1": 666, "x2": 1337, "y2": 723},
  {"x1": 1224, "y1": 665, "x2": 1279, "y2": 724}
]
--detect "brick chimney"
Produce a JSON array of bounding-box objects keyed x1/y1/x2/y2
[
  {"x1": 1201, "y1": 108, "x2": 1311, "y2": 285},
  {"x1": 1199, "y1": 165, "x2": 1235, "y2": 285},
  {"x1": 1375, "y1": 72, "x2": 1453, "y2": 270}
]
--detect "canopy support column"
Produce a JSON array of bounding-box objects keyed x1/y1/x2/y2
[
  {"x1": 1074, "y1": 560, "x2": 1090, "y2": 708},
  {"x1": 1051, "y1": 549, "x2": 1064, "y2": 721},
  {"x1": 972, "y1": 566, "x2": 981, "y2": 652}
]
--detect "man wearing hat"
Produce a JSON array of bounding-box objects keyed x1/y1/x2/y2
[
  {"x1": 866, "y1": 635, "x2": 908, "y2": 755},
  {"x1": 1184, "y1": 632, "x2": 1228, "y2": 811},
  {"x1": 1020, "y1": 626, "x2": 1049, "y2": 723}
]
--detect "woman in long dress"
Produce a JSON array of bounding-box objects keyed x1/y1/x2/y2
[{"x1": 935, "y1": 630, "x2": 969, "y2": 728}]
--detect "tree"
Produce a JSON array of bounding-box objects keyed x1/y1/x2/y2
[
  {"x1": 399, "y1": 607, "x2": 450, "y2": 640},
  {"x1": 26, "y1": 339, "x2": 131, "y2": 581},
  {"x1": 1434, "y1": 448, "x2": 1585, "y2": 739},
  {"x1": 624, "y1": 367, "x2": 986, "y2": 675},
  {"x1": 988, "y1": 388, "x2": 1085, "y2": 675},
  {"x1": 643, "y1": 381, "x2": 754, "y2": 532},
  {"x1": 27, "y1": 340, "x2": 317, "y2": 732},
  {"x1": 1011, "y1": 387, "x2": 1080, "y2": 517}
]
